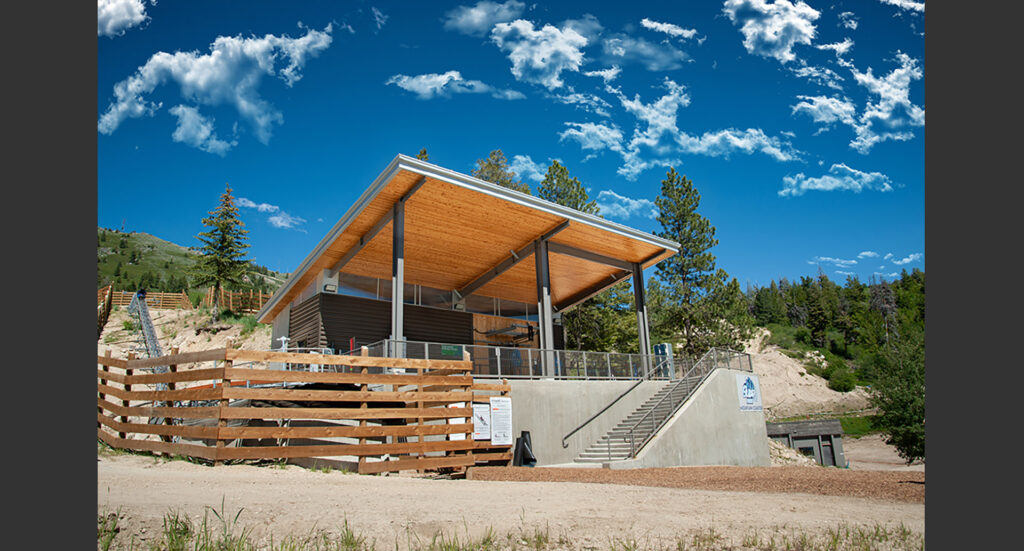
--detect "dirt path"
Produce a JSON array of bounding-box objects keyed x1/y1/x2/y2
[
  {"x1": 97, "y1": 454, "x2": 923, "y2": 549},
  {"x1": 843, "y1": 434, "x2": 925, "y2": 471}
]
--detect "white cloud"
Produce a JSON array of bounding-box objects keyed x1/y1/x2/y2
[
  {"x1": 857, "y1": 251, "x2": 879, "y2": 259},
  {"x1": 386, "y1": 70, "x2": 524, "y2": 100},
  {"x1": 848, "y1": 52, "x2": 925, "y2": 153},
  {"x1": 602, "y1": 34, "x2": 690, "y2": 71},
  {"x1": 722, "y1": 0, "x2": 820, "y2": 64},
  {"x1": 559, "y1": 121, "x2": 625, "y2": 155},
  {"x1": 491, "y1": 20, "x2": 588, "y2": 90},
  {"x1": 779, "y1": 163, "x2": 894, "y2": 197},
  {"x1": 98, "y1": 24, "x2": 333, "y2": 147},
  {"x1": 874, "y1": 272, "x2": 899, "y2": 279},
  {"x1": 583, "y1": 66, "x2": 621, "y2": 83},
  {"x1": 879, "y1": 0, "x2": 925, "y2": 13},
  {"x1": 816, "y1": 38, "x2": 854, "y2": 57},
  {"x1": 98, "y1": 0, "x2": 151, "y2": 38},
  {"x1": 562, "y1": 14, "x2": 604, "y2": 42},
  {"x1": 595, "y1": 190, "x2": 657, "y2": 220},
  {"x1": 371, "y1": 7, "x2": 389, "y2": 30},
  {"x1": 791, "y1": 95, "x2": 857, "y2": 127},
  {"x1": 167, "y1": 105, "x2": 236, "y2": 156},
  {"x1": 836, "y1": 270, "x2": 857, "y2": 276},
  {"x1": 640, "y1": 18, "x2": 699, "y2": 40},
  {"x1": 884, "y1": 253, "x2": 893, "y2": 260},
  {"x1": 809, "y1": 256, "x2": 857, "y2": 268},
  {"x1": 891, "y1": 253, "x2": 922, "y2": 265},
  {"x1": 676, "y1": 128, "x2": 801, "y2": 162},
  {"x1": 238, "y1": 197, "x2": 307, "y2": 231},
  {"x1": 510, "y1": 154, "x2": 547, "y2": 182},
  {"x1": 789, "y1": 63, "x2": 845, "y2": 91},
  {"x1": 838, "y1": 12, "x2": 858, "y2": 30},
  {"x1": 443, "y1": 1, "x2": 525, "y2": 36},
  {"x1": 549, "y1": 91, "x2": 613, "y2": 116}
]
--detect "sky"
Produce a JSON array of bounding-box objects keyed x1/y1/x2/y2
[{"x1": 97, "y1": 0, "x2": 925, "y2": 289}]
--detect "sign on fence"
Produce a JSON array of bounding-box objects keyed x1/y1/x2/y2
[
  {"x1": 489, "y1": 396, "x2": 513, "y2": 446},
  {"x1": 448, "y1": 402, "x2": 466, "y2": 440},
  {"x1": 472, "y1": 402, "x2": 491, "y2": 441}
]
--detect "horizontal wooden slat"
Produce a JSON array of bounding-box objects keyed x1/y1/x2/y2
[
  {"x1": 218, "y1": 406, "x2": 473, "y2": 420},
  {"x1": 98, "y1": 383, "x2": 222, "y2": 402},
  {"x1": 471, "y1": 383, "x2": 511, "y2": 392},
  {"x1": 472, "y1": 451, "x2": 513, "y2": 461},
  {"x1": 100, "y1": 367, "x2": 226, "y2": 385},
  {"x1": 358, "y1": 455, "x2": 475, "y2": 474},
  {"x1": 97, "y1": 356, "x2": 128, "y2": 368},
  {"x1": 222, "y1": 368, "x2": 473, "y2": 386},
  {"x1": 98, "y1": 429, "x2": 218, "y2": 460},
  {"x1": 216, "y1": 438, "x2": 478, "y2": 460},
  {"x1": 127, "y1": 349, "x2": 228, "y2": 369},
  {"x1": 221, "y1": 388, "x2": 473, "y2": 403},
  {"x1": 219, "y1": 423, "x2": 473, "y2": 440},
  {"x1": 99, "y1": 399, "x2": 220, "y2": 420},
  {"x1": 225, "y1": 349, "x2": 471, "y2": 371},
  {"x1": 98, "y1": 414, "x2": 219, "y2": 439}
]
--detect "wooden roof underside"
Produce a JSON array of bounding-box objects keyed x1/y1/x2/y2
[{"x1": 261, "y1": 168, "x2": 675, "y2": 321}]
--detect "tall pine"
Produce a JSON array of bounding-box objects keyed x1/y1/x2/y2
[
  {"x1": 536, "y1": 160, "x2": 599, "y2": 214},
  {"x1": 191, "y1": 184, "x2": 251, "y2": 320},
  {"x1": 471, "y1": 150, "x2": 531, "y2": 194}
]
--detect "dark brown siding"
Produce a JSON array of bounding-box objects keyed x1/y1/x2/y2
[
  {"x1": 319, "y1": 293, "x2": 392, "y2": 351},
  {"x1": 288, "y1": 294, "x2": 323, "y2": 349}
]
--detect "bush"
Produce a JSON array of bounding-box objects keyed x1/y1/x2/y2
[
  {"x1": 828, "y1": 367, "x2": 857, "y2": 392},
  {"x1": 794, "y1": 326, "x2": 812, "y2": 345}
]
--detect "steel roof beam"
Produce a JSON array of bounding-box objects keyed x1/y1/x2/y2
[{"x1": 457, "y1": 220, "x2": 570, "y2": 298}]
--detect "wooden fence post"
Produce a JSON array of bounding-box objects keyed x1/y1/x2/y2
[
  {"x1": 121, "y1": 352, "x2": 134, "y2": 441},
  {"x1": 215, "y1": 343, "x2": 232, "y2": 466},
  {"x1": 99, "y1": 350, "x2": 111, "y2": 430},
  {"x1": 359, "y1": 346, "x2": 369, "y2": 472},
  {"x1": 162, "y1": 347, "x2": 179, "y2": 449}
]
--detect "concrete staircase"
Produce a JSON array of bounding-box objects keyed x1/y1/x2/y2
[{"x1": 574, "y1": 373, "x2": 706, "y2": 463}]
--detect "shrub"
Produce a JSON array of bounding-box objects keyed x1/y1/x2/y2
[
  {"x1": 794, "y1": 327, "x2": 811, "y2": 345},
  {"x1": 828, "y1": 367, "x2": 857, "y2": 392}
]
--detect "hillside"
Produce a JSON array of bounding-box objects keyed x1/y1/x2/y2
[{"x1": 97, "y1": 226, "x2": 288, "y2": 293}]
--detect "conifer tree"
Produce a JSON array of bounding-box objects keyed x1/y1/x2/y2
[
  {"x1": 415, "y1": 148, "x2": 429, "y2": 161},
  {"x1": 191, "y1": 184, "x2": 251, "y2": 320},
  {"x1": 471, "y1": 150, "x2": 531, "y2": 194},
  {"x1": 536, "y1": 160, "x2": 599, "y2": 214}
]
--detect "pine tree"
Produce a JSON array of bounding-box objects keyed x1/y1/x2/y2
[
  {"x1": 652, "y1": 168, "x2": 732, "y2": 357},
  {"x1": 536, "y1": 160, "x2": 599, "y2": 214},
  {"x1": 415, "y1": 148, "x2": 429, "y2": 161},
  {"x1": 191, "y1": 184, "x2": 251, "y2": 320},
  {"x1": 471, "y1": 150, "x2": 531, "y2": 194}
]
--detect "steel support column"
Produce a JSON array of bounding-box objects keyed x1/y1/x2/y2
[
  {"x1": 390, "y1": 201, "x2": 405, "y2": 358},
  {"x1": 632, "y1": 263, "x2": 651, "y2": 376},
  {"x1": 535, "y1": 238, "x2": 555, "y2": 376}
]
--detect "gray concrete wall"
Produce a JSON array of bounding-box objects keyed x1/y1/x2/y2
[
  {"x1": 508, "y1": 379, "x2": 666, "y2": 466},
  {"x1": 610, "y1": 368, "x2": 770, "y2": 468}
]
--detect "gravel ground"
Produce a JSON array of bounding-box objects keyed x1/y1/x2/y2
[{"x1": 467, "y1": 465, "x2": 924, "y2": 503}]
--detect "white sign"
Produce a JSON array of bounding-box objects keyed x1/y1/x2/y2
[
  {"x1": 448, "y1": 402, "x2": 466, "y2": 440},
  {"x1": 489, "y1": 396, "x2": 513, "y2": 446},
  {"x1": 736, "y1": 373, "x2": 763, "y2": 412},
  {"x1": 472, "y1": 402, "x2": 491, "y2": 440}
]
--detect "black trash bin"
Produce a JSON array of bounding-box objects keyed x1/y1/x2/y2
[{"x1": 513, "y1": 430, "x2": 537, "y2": 467}]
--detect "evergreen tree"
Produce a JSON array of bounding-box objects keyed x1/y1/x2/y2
[
  {"x1": 471, "y1": 150, "x2": 531, "y2": 194},
  {"x1": 536, "y1": 160, "x2": 599, "y2": 214},
  {"x1": 651, "y1": 168, "x2": 732, "y2": 357},
  {"x1": 191, "y1": 184, "x2": 251, "y2": 320},
  {"x1": 415, "y1": 148, "x2": 429, "y2": 161},
  {"x1": 870, "y1": 316, "x2": 925, "y2": 462}
]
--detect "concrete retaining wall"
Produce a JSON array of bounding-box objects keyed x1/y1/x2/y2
[
  {"x1": 508, "y1": 379, "x2": 666, "y2": 466},
  {"x1": 609, "y1": 368, "x2": 770, "y2": 468}
]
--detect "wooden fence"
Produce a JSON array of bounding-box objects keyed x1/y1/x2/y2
[
  {"x1": 199, "y1": 288, "x2": 271, "y2": 314},
  {"x1": 110, "y1": 290, "x2": 193, "y2": 310},
  {"x1": 98, "y1": 285, "x2": 114, "y2": 339},
  {"x1": 97, "y1": 347, "x2": 513, "y2": 473}
]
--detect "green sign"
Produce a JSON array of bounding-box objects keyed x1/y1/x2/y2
[{"x1": 440, "y1": 345, "x2": 462, "y2": 357}]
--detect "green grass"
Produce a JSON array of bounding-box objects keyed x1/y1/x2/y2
[{"x1": 839, "y1": 414, "x2": 882, "y2": 437}]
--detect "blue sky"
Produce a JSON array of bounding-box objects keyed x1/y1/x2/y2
[{"x1": 97, "y1": 0, "x2": 925, "y2": 289}]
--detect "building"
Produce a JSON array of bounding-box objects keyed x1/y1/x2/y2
[{"x1": 765, "y1": 419, "x2": 848, "y2": 467}]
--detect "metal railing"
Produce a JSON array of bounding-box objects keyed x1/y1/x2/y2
[
  {"x1": 622, "y1": 347, "x2": 752, "y2": 458},
  {"x1": 360, "y1": 339, "x2": 684, "y2": 380}
]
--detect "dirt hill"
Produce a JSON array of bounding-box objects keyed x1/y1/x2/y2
[{"x1": 98, "y1": 306, "x2": 273, "y2": 359}]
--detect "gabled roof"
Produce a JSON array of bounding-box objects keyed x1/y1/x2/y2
[{"x1": 257, "y1": 154, "x2": 680, "y2": 323}]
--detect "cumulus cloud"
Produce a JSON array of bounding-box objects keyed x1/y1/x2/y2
[
  {"x1": 879, "y1": 0, "x2": 925, "y2": 13},
  {"x1": 884, "y1": 253, "x2": 893, "y2": 260},
  {"x1": 848, "y1": 52, "x2": 925, "y2": 153},
  {"x1": 98, "y1": 0, "x2": 152, "y2": 38},
  {"x1": 791, "y1": 95, "x2": 857, "y2": 128},
  {"x1": 809, "y1": 256, "x2": 858, "y2": 268},
  {"x1": 97, "y1": 24, "x2": 333, "y2": 148},
  {"x1": 237, "y1": 197, "x2": 307, "y2": 231},
  {"x1": 789, "y1": 63, "x2": 845, "y2": 91},
  {"x1": 443, "y1": 1, "x2": 525, "y2": 36},
  {"x1": 595, "y1": 190, "x2": 657, "y2": 220},
  {"x1": 857, "y1": 251, "x2": 879, "y2": 259},
  {"x1": 838, "y1": 12, "x2": 858, "y2": 30},
  {"x1": 549, "y1": 92, "x2": 612, "y2": 117},
  {"x1": 602, "y1": 34, "x2": 690, "y2": 71},
  {"x1": 509, "y1": 154, "x2": 547, "y2": 182},
  {"x1": 722, "y1": 0, "x2": 820, "y2": 64},
  {"x1": 779, "y1": 163, "x2": 894, "y2": 197},
  {"x1": 677, "y1": 128, "x2": 801, "y2": 161},
  {"x1": 168, "y1": 105, "x2": 236, "y2": 156},
  {"x1": 836, "y1": 270, "x2": 857, "y2": 276},
  {"x1": 491, "y1": 20, "x2": 588, "y2": 90},
  {"x1": 583, "y1": 66, "x2": 621, "y2": 83},
  {"x1": 559, "y1": 122, "x2": 625, "y2": 156},
  {"x1": 891, "y1": 253, "x2": 922, "y2": 265},
  {"x1": 386, "y1": 70, "x2": 524, "y2": 100},
  {"x1": 640, "y1": 18, "x2": 699, "y2": 40}
]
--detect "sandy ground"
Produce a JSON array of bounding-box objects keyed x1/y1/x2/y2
[
  {"x1": 99, "y1": 306, "x2": 274, "y2": 360},
  {"x1": 741, "y1": 329, "x2": 871, "y2": 420},
  {"x1": 843, "y1": 434, "x2": 925, "y2": 472},
  {"x1": 97, "y1": 453, "x2": 923, "y2": 549}
]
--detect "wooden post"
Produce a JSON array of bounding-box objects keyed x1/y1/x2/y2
[
  {"x1": 162, "y1": 347, "x2": 179, "y2": 447},
  {"x1": 121, "y1": 352, "x2": 134, "y2": 440},
  {"x1": 359, "y1": 346, "x2": 369, "y2": 472},
  {"x1": 215, "y1": 348, "x2": 231, "y2": 466},
  {"x1": 99, "y1": 350, "x2": 111, "y2": 429}
]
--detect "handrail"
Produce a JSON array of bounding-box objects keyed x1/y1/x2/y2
[
  {"x1": 560, "y1": 355, "x2": 674, "y2": 448},
  {"x1": 623, "y1": 347, "x2": 751, "y2": 458}
]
